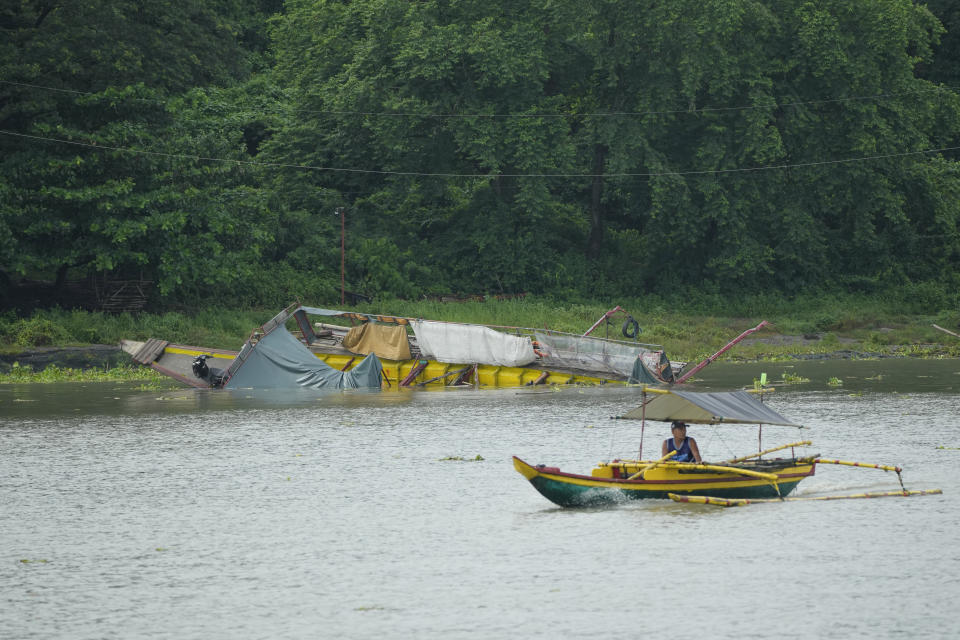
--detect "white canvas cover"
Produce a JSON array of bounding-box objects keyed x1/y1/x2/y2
[{"x1": 411, "y1": 320, "x2": 536, "y2": 367}]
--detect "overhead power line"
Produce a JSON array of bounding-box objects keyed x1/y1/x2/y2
[{"x1": 2, "y1": 128, "x2": 957, "y2": 179}]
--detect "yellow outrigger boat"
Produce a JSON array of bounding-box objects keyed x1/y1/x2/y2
[{"x1": 514, "y1": 388, "x2": 941, "y2": 507}]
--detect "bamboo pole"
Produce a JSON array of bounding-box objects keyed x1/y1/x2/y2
[
  {"x1": 725, "y1": 441, "x2": 813, "y2": 463},
  {"x1": 629, "y1": 460, "x2": 781, "y2": 483},
  {"x1": 627, "y1": 450, "x2": 676, "y2": 480},
  {"x1": 673, "y1": 462, "x2": 780, "y2": 482},
  {"x1": 583, "y1": 306, "x2": 623, "y2": 337},
  {"x1": 813, "y1": 458, "x2": 902, "y2": 473},
  {"x1": 815, "y1": 457, "x2": 906, "y2": 490},
  {"x1": 669, "y1": 489, "x2": 943, "y2": 507},
  {"x1": 933, "y1": 324, "x2": 960, "y2": 339},
  {"x1": 415, "y1": 365, "x2": 471, "y2": 388},
  {"x1": 675, "y1": 320, "x2": 769, "y2": 384}
]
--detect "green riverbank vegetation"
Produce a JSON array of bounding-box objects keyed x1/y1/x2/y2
[
  {"x1": 3, "y1": 291, "x2": 960, "y2": 371},
  {"x1": 0, "y1": 361, "x2": 167, "y2": 385}
]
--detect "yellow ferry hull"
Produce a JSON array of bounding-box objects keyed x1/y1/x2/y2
[
  {"x1": 312, "y1": 352, "x2": 612, "y2": 388},
  {"x1": 122, "y1": 340, "x2": 614, "y2": 389}
]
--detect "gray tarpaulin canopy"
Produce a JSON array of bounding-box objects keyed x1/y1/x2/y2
[
  {"x1": 223, "y1": 324, "x2": 383, "y2": 390},
  {"x1": 620, "y1": 390, "x2": 802, "y2": 426}
]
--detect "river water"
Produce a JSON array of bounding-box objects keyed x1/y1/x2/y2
[{"x1": 2, "y1": 359, "x2": 958, "y2": 639}]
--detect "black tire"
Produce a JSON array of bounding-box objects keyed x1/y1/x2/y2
[{"x1": 622, "y1": 316, "x2": 641, "y2": 339}]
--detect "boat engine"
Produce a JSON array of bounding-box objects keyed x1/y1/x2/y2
[{"x1": 191, "y1": 354, "x2": 225, "y2": 387}]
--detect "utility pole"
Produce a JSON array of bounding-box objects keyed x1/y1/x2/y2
[{"x1": 335, "y1": 207, "x2": 346, "y2": 305}]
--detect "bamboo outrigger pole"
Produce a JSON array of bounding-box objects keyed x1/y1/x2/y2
[
  {"x1": 814, "y1": 458, "x2": 905, "y2": 490},
  {"x1": 669, "y1": 489, "x2": 943, "y2": 507},
  {"x1": 813, "y1": 458, "x2": 901, "y2": 472},
  {"x1": 725, "y1": 441, "x2": 813, "y2": 463}
]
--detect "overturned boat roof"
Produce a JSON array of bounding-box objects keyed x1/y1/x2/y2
[{"x1": 620, "y1": 390, "x2": 802, "y2": 427}]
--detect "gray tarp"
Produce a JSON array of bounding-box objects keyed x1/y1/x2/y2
[
  {"x1": 535, "y1": 331, "x2": 659, "y2": 379},
  {"x1": 224, "y1": 325, "x2": 382, "y2": 390},
  {"x1": 620, "y1": 390, "x2": 801, "y2": 426},
  {"x1": 628, "y1": 357, "x2": 661, "y2": 384},
  {"x1": 300, "y1": 306, "x2": 349, "y2": 317}
]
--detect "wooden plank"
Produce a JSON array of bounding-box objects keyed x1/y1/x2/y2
[{"x1": 132, "y1": 338, "x2": 168, "y2": 364}]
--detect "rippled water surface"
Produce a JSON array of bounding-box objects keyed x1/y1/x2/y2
[{"x1": 2, "y1": 359, "x2": 959, "y2": 639}]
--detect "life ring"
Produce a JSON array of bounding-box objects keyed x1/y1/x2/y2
[{"x1": 622, "y1": 316, "x2": 641, "y2": 339}]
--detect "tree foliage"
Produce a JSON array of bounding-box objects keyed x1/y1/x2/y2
[
  {"x1": 2, "y1": 0, "x2": 960, "y2": 310},
  {"x1": 0, "y1": 1, "x2": 284, "y2": 305}
]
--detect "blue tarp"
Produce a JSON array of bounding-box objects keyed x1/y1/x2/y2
[{"x1": 223, "y1": 325, "x2": 383, "y2": 390}]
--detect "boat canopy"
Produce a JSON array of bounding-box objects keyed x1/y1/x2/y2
[{"x1": 620, "y1": 390, "x2": 802, "y2": 427}]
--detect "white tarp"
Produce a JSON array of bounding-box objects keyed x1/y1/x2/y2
[{"x1": 411, "y1": 320, "x2": 536, "y2": 367}]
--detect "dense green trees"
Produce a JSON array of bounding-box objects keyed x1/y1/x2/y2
[
  {"x1": 2, "y1": 1, "x2": 959, "y2": 309},
  {"x1": 0, "y1": 1, "x2": 290, "y2": 305}
]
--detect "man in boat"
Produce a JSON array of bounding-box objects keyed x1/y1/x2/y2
[{"x1": 662, "y1": 421, "x2": 703, "y2": 464}]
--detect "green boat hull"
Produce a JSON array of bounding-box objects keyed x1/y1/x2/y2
[{"x1": 528, "y1": 475, "x2": 804, "y2": 508}]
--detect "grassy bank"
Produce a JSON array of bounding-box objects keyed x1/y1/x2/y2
[
  {"x1": 2, "y1": 293, "x2": 960, "y2": 368},
  {"x1": 351, "y1": 295, "x2": 960, "y2": 362},
  {"x1": 0, "y1": 362, "x2": 168, "y2": 385}
]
